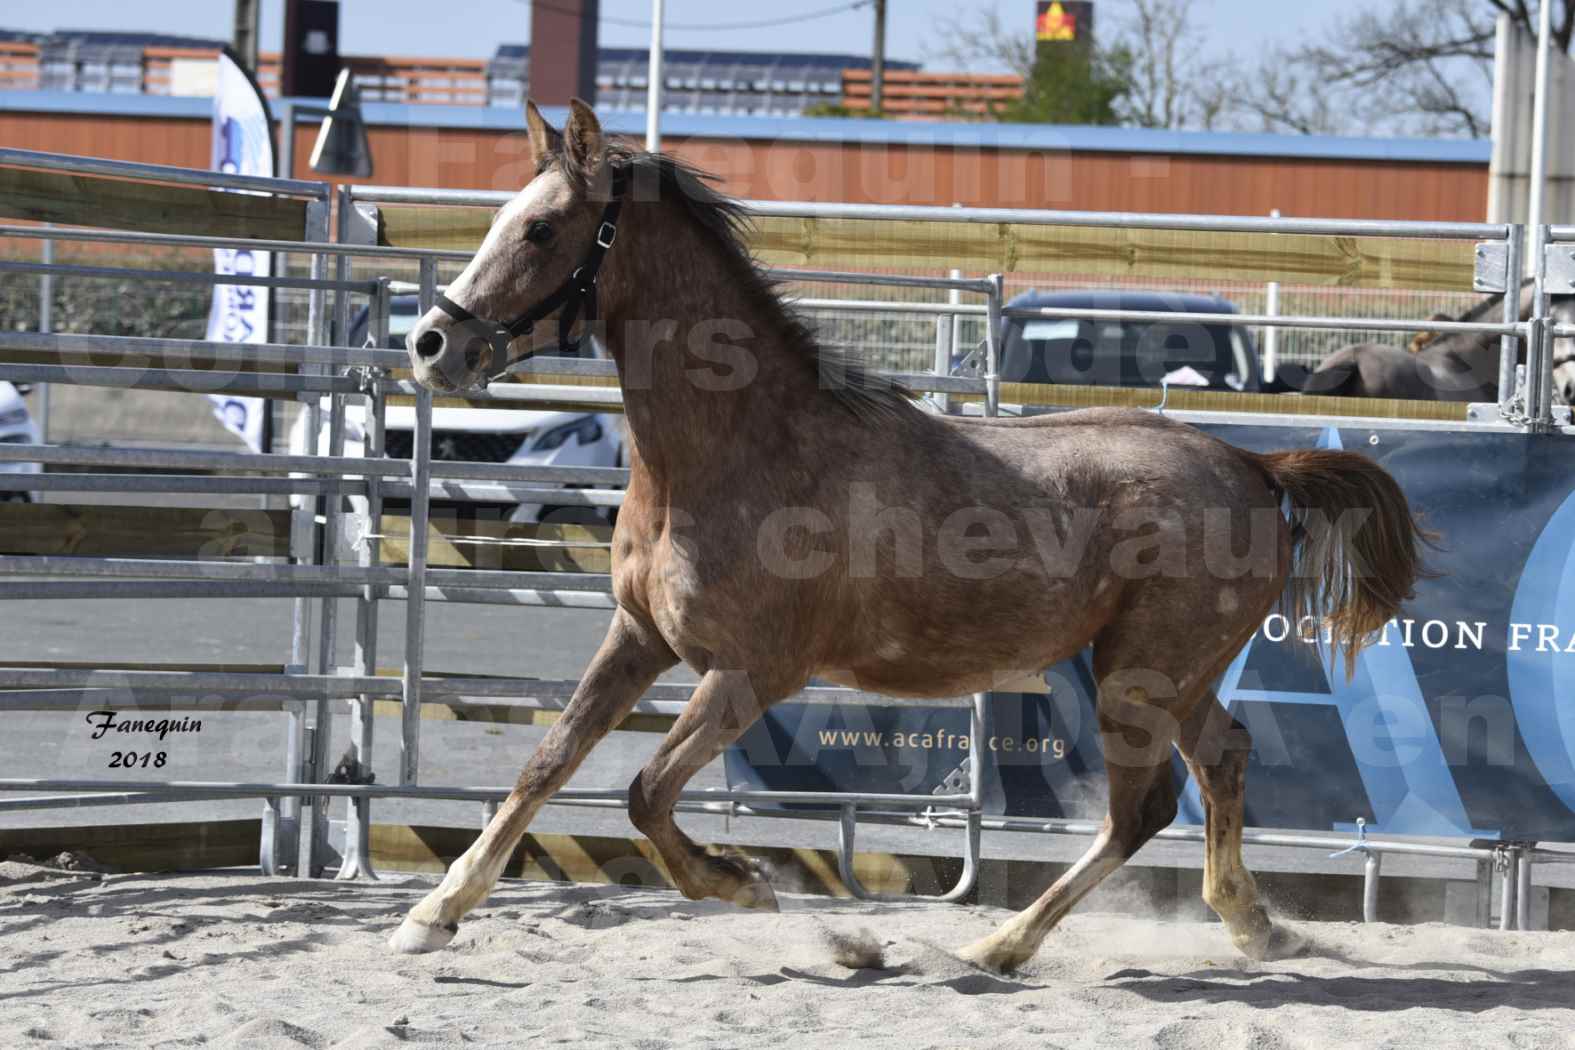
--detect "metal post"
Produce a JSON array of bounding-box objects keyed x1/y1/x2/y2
[
  {"x1": 279, "y1": 557, "x2": 313, "y2": 877},
  {"x1": 404, "y1": 257, "x2": 437, "y2": 787},
  {"x1": 1498, "y1": 222, "x2": 1526, "y2": 405},
  {"x1": 299, "y1": 248, "x2": 346, "y2": 878},
  {"x1": 279, "y1": 102, "x2": 295, "y2": 183},
  {"x1": 931, "y1": 313, "x2": 952, "y2": 414},
  {"x1": 401, "y1": 386, "x2": 432, "y2": 785},
  {"x1": 1528, "y1": 0, "x2": 1554, "y2": 239},
  {"x1": 1529, "y1": 225, "x2": 1553, "y2": 425},
  {"x1": 279, "y1": 536, "x2": 312, "y2": 874},
  {"x1": 311, "y1": 198, "x2": 362, "y2": 873},
  {"x1": 1517, "y1": 846, "x2": 1534, "y2": 931},
  {"x1": 1262, "y1": 209, "x2": 1281, "y2": 385},
  {"x1": 275, "y1": 199, "x2": 330, "y2": 875},
  {"x1": 418, "y1": 257, "x2": 438, "y2": 316},
  {"x1": 968, "y1": 690, "x2": 988, "y2": 816},
  {"x1": 1527, "y1": 0, "x2": 1555, "y2": 426},
  {"x1": 645, "y1": 0, "x2": 665, "y2": 152},
  {"x1": 834, "y1": 692, "x2": 985, "y2": 903},
  {"x1": 1475, "y1": 858, "x2": 1494, "y2": 927},
  {"x1": 1263, "y1": 283, "x2": 1281, "y2": 384},
  {"x1": 260, "y1": 797, "x2": 282, "y2": 874},
  {"x1": 871, "y1": 0, "x2": 887, "y2": 114},
  {"x1": 233, "y1": 0, "x2": 260, "y2": 73},
  {"x1": 1499, "y1": 848, "x2": 1518, "y2": 930},
  {"x1": 984, "y1": 273, "x2": 1004, "y2": 417},
  {"x1": 36, "y1": 229, "x2": 52, "y2": 442},
  {"x1": 1362, "y1": 851, "x2": 1381, "y2": 922},
  {"x1": 338, "y1": 277, "x2": 389, "y2": 882},
  {"x1": 933, "y1": 264, "x2": 964, "y2": 413}
]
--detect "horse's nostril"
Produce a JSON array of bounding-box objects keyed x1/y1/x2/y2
[
  {"x1": 414, "y1": 329, "x2": 445, "y2": 360},
  {"x1": 464, "y1": 344, "x2": 483, "y2": 371}
]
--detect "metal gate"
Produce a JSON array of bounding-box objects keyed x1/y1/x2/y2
[{"x1": 2, "y1": 144, "x2": 1573, "y2": 925}]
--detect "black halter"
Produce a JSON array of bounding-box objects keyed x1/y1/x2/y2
[{"x1": 436, "y1": 166, "x2": 629, "y2": 384}]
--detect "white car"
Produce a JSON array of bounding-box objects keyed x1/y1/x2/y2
[
  {"x1": 0, "y1": 381, "x2": 42, "y2": 502},
  {"x1": 291, "y1": 400, "x2": 623, "y2": 525}
]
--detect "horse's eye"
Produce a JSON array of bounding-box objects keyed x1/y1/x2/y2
[{"x1": 526, "y1": 220, "x2": 554, "y2": 244}]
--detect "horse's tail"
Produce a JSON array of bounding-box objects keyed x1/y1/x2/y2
[{"x1": 1245, "y1": 449, "x2": 1432, "y2": 675}]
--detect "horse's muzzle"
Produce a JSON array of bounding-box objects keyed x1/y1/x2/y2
[{"x1": 406, "y1": 312, "x2": 488, "y2": 392}]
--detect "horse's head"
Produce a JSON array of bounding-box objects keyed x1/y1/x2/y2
[
  {"x1": 407, "y1": 99, "x2": 618, "y2": 391},
  {"x1": 1406, "y1": 314, "x2": 1452, "y2": 354}
]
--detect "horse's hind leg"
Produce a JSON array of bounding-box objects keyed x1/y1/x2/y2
[
  {"x1": 389, "y1": 609, "x2": 677, "y2": 954},
  {"x1": 957, "y1": 639, "x2": 1183, "y2": 973},
  {"x1": 628, "y1": 668, "x2": 786, "y2": 910},
  {"x1": 1176, "y1": 693, "x2": 1301, "y2": 961}
]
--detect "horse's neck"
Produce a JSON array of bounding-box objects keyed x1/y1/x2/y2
[
  {"x1": 599, "y1": 215, "x2": 818, "y2": 482},
  {"x1": 1432, "y1": 284, "x2": 1532, "y2": 357}
]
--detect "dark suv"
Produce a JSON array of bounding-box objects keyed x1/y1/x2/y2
[{"x1": 999, "y1": 290, "x2": 1263, "y2": 393}]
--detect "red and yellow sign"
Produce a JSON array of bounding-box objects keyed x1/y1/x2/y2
[{"x1": 1035, "y1": 1, "x2": 1091, "y2": 42}]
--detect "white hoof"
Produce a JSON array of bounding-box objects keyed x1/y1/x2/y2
[
  {"x1": 730, "y1": 876, "x2": 780, "y2": 912},
  {"x1": 955, "y1": 935, "x2": 1028, "y2": 974},
  {"x1": 388, "y1": 915, "x2": 457, "y2": 954}
]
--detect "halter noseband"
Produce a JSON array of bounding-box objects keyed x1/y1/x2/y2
[{"x1": 436, "y1": 165, "x2": 630, "y2": 384}]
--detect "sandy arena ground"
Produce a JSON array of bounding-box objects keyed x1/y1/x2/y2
[{"x1": 2, "y1": 860, "x2": 1573, "y2": 1050}]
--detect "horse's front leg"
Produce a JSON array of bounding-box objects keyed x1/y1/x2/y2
[
  {"x1": 628, "y1": 667, "x2": 789, "y2": 910},
  {"x1": 388, "y1": 608, "x2": 677, "y2": 954}
]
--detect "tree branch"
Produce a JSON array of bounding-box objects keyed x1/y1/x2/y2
[{"x1": 1220, "y1": 0, "x2": 1504, "y2": 137}]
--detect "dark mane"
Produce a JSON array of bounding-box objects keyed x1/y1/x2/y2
[{"x1": 564, "y1": 144, "x2": 916, "y2": 422}]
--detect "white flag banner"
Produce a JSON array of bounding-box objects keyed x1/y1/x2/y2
[{"x1": 205, "y1": 50, "x2": 274, "y2": 453}]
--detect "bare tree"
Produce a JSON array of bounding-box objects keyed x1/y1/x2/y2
[
  {"x1": 933, "y1": 0, "x2": 1575, "y2": 136},
  {"x1": 1113, "y1": 0, "x2": 1221, "y2": 129},
  {"x1": 1227, "y1": 0, "x2": 1575, "y2": 137},
  {"x1": 927, "y1": 5, "x2": 1036, "y2": 79},
  {"x1": 1223, "y1": 52, "x2": 1345, "y2": 136}
]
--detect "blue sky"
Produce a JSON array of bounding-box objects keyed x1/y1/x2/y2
[{"x1": 12, "y1": 0, "x2": 1345, "y2": 69}]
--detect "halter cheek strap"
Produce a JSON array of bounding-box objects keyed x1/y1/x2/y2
[{"x1": 436, "y1": 165, "x2": 629, "y2": 384}]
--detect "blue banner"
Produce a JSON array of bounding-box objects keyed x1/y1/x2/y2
[{"x1": 726, "y1": 423, "x2": 1575, "y2": 842}]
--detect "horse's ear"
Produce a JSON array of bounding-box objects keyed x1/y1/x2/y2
[
  {"x1": 524, "y1": 99, "x2": 561, "y2": 167},
  {"x1": 564, "y1": 97, "x2": 604, "y2": 178}
]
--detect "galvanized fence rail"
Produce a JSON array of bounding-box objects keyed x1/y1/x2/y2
[{"x1": 1, "y1": 148, "x2": 1571, "y2": 926}]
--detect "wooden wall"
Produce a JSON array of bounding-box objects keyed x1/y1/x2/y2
[{"x1": 0, "y1": 108, "x2": 1490, "y2": 221}]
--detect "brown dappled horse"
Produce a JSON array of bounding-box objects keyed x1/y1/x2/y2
[{"x1": 390, "y1": 100, "x2": 1427, "y2": 972}]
